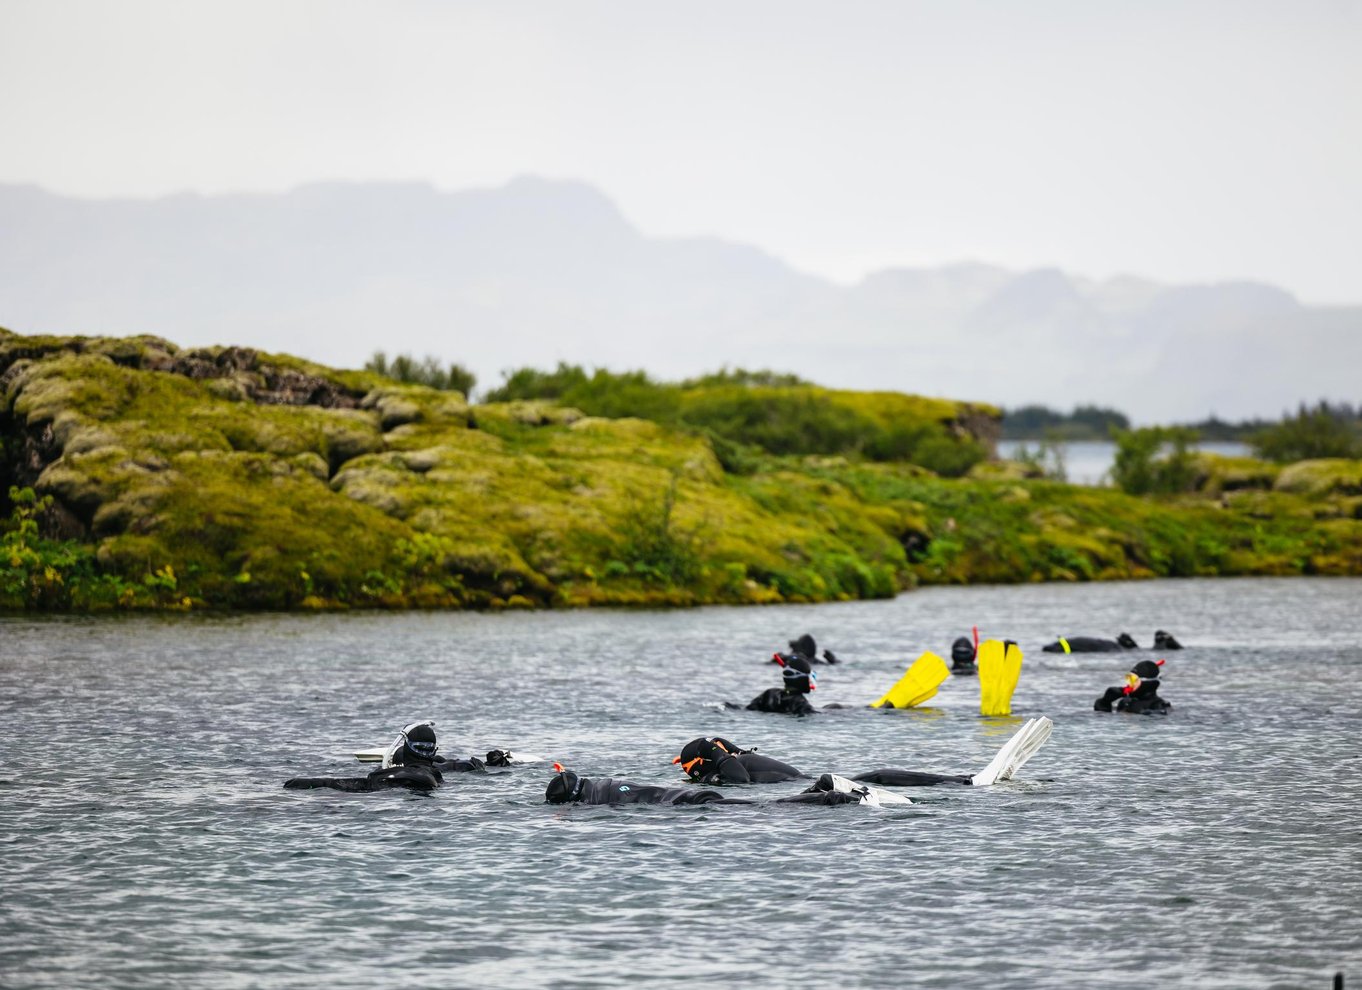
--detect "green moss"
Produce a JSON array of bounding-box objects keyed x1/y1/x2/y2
[
  {"x1": 1191, "y1": 452, "x2": 1280, "y2": 494},
  {"x1": 1274, "y1": 459, "x2": 1362, "y2": 497},
  {"x1": 6, "y1": 328, "x2": 1362, "y2": 611},
  {"x1": 969, "y1": 459, "x2": 1043, "y2": 482}
]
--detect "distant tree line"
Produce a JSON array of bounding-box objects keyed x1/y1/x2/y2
[
  {"x1": 1006, "y1": 401, "x2": 1361, "y2": 463},
  {"x1": 365, "y1": 351, "x2": 477, "y2": 396},
  {"x1": 1001, "y1": 404, "x2": 1130, "y2": 440},
  {"x1": 1249, "y1": 401, "x2": 1362, "y2": 462}
]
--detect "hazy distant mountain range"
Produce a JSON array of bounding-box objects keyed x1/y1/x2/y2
[{"x1": 2, "y1": 177, "x2": 1357, "y2": 423}]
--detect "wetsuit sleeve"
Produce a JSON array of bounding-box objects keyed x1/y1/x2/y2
[
  {"x1": 1094, "y1": 686, "x2": 1125, "y2": 712},
  {"x1": 746, "y1": 689, "x2": 782, "y2": 712},
  {"x1": 435, "y1": 755, "x2": 487, "y2": 773},
  {"x1": 749, "y1": 690, "x2": 817, "y2": 715},
  {"x1": 366, "y1": 765, "x2": 442, "y2": 791},
  {"x1": 578, "y1": 779, "x2": 743, "y2": 805},
  {"x1": 1124, "y1": 692, "x2": 1172, "y2": 714},
  {"x1": 775, "y1": 789, "x2": 863, "y2": 805},
  {"x1": 283, "y1": 767, "x2": 441, "y2": 792},
  {"x1": 705, "y1": 749, "x2": 753, "y2": 784},
  {"x1": 284, "y1": 776, "x2": 375, "y2": 792},
  {"x1": 666, "y1": 788, "x2": 743, "y2": 805},
  {"x1": 852, "y1": 769, "x2": 972, "y2": 787},
  {"x1": 736, "y1": 753, "x2": 805, "y2": 782}
]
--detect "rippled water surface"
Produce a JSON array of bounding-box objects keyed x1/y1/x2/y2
[{"x1": 2, "y1": 577, "x2": 1360, "y2": 989}]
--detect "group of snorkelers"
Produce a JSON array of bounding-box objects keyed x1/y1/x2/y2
[
  {"x1": 283, "y1": 627, "x2": 1176, "y2": 800},
  {"x1": 748, "y1": 630, "x2": 1173, "y2": 717},
  {"x1": 284, "y1": 721, "x2": 515, "y2": 793},
  {"x1": 1035, "y1": 629, "x2": 1176, "y2": 714},
  {"x1": 286, "y1": 715, "x2": 1051, "y2": 807}
]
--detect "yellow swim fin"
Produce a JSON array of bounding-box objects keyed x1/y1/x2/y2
[
  {"x1": 871, "y1": 651, "x2": 949, "y2": 708},
  {"x1": 978, "y1": 639, "x2": 1023, "y2": 716}
]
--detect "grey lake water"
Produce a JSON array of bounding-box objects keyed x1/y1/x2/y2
[
  {"x1": 995, "y1": 441, "x2": 1252, "y2": 486},
  {"x1": 2, "y1": 577, "x2": 1360, "y2": 989}
]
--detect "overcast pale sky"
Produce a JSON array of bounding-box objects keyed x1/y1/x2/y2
[{"x1": 1, "y1": 0, "x2": 1358, "y2": 302}]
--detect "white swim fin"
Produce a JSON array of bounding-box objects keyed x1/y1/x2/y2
[
  {"x1": 970, "y1": 716, "x2": 1052, "y2": 786},
  {"x1": 818, "y1": 773, "x2": 914, "y2": 806},
  {"x1": 999, "y1": 716, "x2": 1052, "y2": 781}
]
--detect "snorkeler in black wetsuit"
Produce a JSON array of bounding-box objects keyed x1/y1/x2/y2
[
  {"x1": 285, "y1": 721, "x2": 446, "y2": 792},
  {"x1": 778, "y1": 633, "x2": 840, "y2": 664},
  {"x1": 283, "y1": 721, "x2": 507, "y2": 792},
  {"x1": 747, "y1": 653, "x2": 818, "y2": 715},
  {"x1": 672, "y1": 737, "x2": 806, "y2": 783},
  {"x1": 1094, "y1": 659, "x2": 1172, "y2": 714},
  {"x1": 950, "y1": 636, "x2": 977, "y2": 675},
  {"x1": 674, "y1": 715, "x2": 1053, "y2": 790},
  {"x1": 544, "y1": 768, "x2": 870, "y2": 806},
  {"x1": 672, "y1": 736, "x2": 972, "y2": 788},
  {"x1": 384, "y1": 720, "x2": 515, "y2": 772},
  {"x1": 1043, "y1": 633, "x2": 1139, "y2": 653}
]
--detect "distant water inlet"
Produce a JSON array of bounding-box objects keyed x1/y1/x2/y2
[
  {"x1": 996, "y1": 440, "x2": 1252, "y2": 486},
  {"x1": 1, "y1": 576, "x2": 1359, "y2": 989}
]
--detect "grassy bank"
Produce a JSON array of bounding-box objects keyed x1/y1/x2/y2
[{"x1": 4, "y1": 328, "x2": 1361, "y2": 611}]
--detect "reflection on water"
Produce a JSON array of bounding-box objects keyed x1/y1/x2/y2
[
  {"x1": 1, "y1": 576, "x2": 1359, "y2": 989},
  {"x1": 996, "y1": 440, "x2": 1251, "y2": 486}
]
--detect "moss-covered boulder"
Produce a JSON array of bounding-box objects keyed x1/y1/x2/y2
[
  {"x1": 1274, "y1": 459, "x2": 1362, "y2": 497},
  {"x1": 1191, "y1": 452, "x2": 1280, "y2": 495},
  {"x1": 968, "y1": 459, "x2": 1044, "y2": 482}
]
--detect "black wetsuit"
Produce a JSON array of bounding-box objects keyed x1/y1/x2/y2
[
  {"x1": 283, "y1": 747, "x2": 504, "y2": 792},
  {"x1": 284, "y1": 763, "x2": 443, "y2": 793},
  {"x1": 773, "y1": 636, "x2": 839, "y2": 665},
  {"x1": 431, "y1": 754, "x2": 488, "y2": 773},
  {"x1": 950, "y1": 637, "x2": 977, "y2": 675},
  {"x1": 1153, "y1": 630, "x2": 1183, "y2": 650},
  {"x1": 852, "y1": 768, "x2": 974, "y2": 787},
  {"x1": 571, "y1": 778, "x2": 744, "y2": 805},
  {"x1": 678, "y1": 738, "x2": 805, "y2": 784},
  {"x1": 556, "y1": 776, "x2": 864, "y2": 807},
  {"x1": 746, "y1": 688, "x2": 817, "y2": 716},
  {"x1": 1094, "y1": 681, "x2": 1171, "y2": 714},
  {"x1": 1043, "y1": 634, "x2": 1138, "y2": 653}
]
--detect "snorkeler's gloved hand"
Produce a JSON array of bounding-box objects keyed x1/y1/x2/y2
[
  {"x1": 699, "y1": 741, "x2": 751, "y2": 783},
  {"x1": 1094, "y1": 687, "x2": 1125, "y2": 712},
  {"x1": 485, "y1": 749, "x2": 514, "y2": 767}
]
